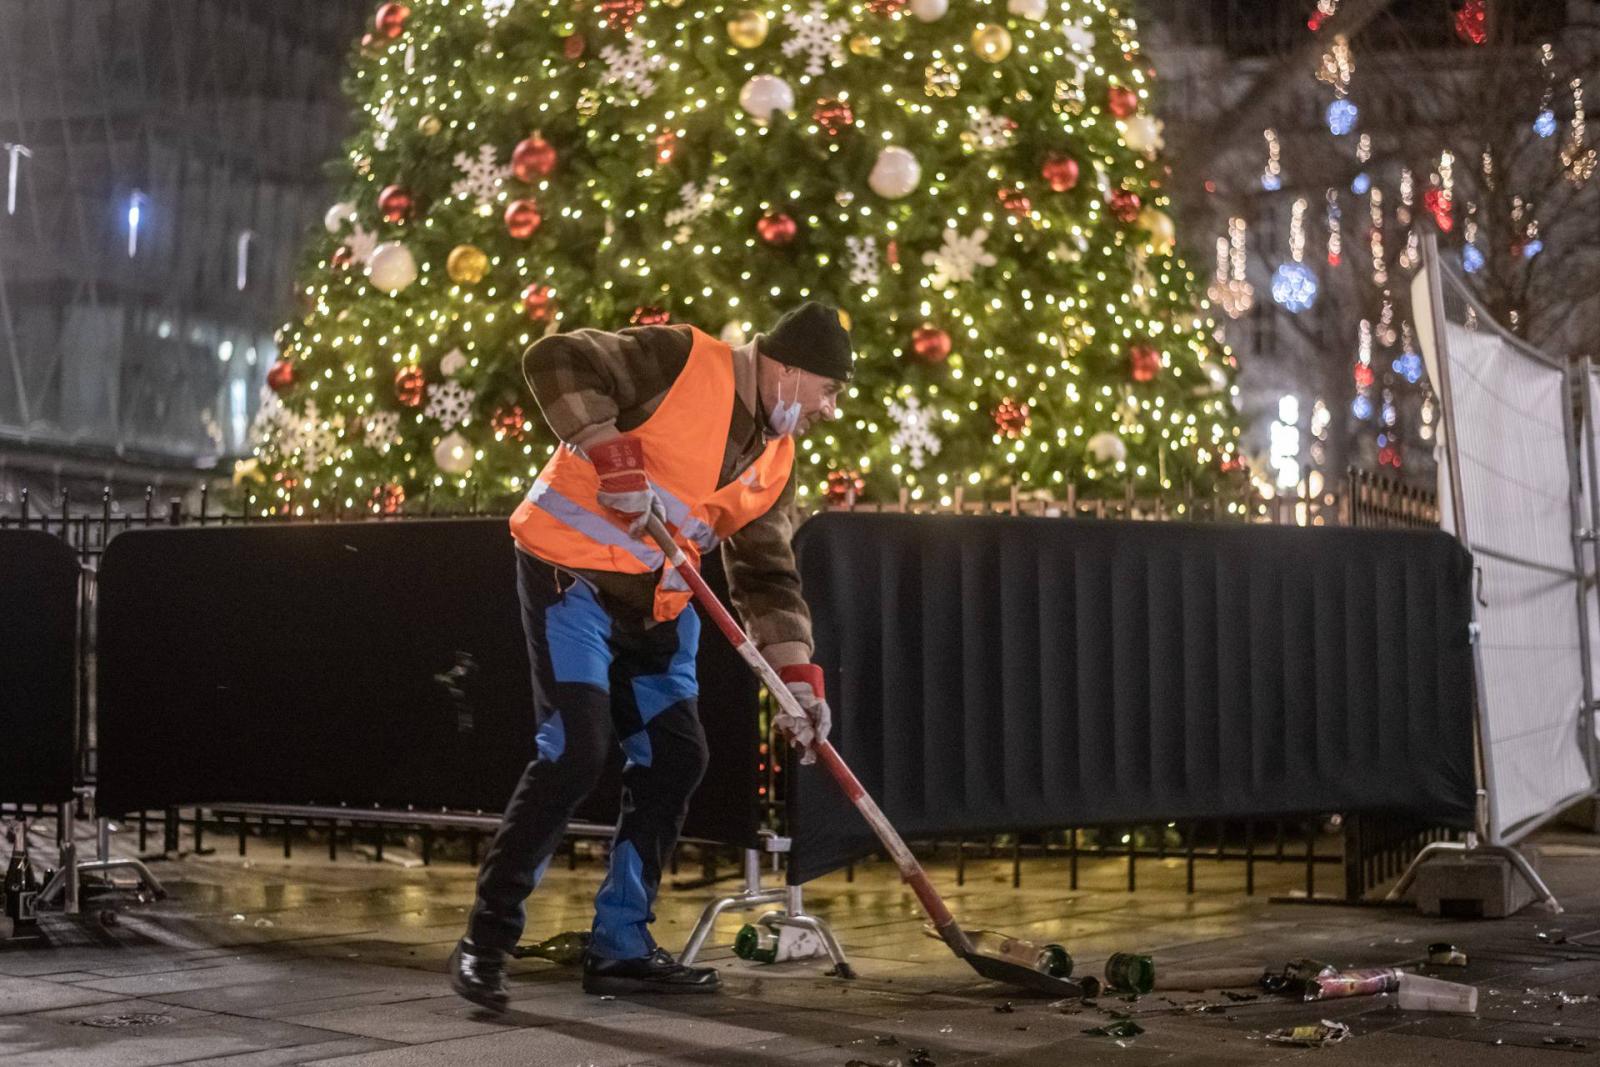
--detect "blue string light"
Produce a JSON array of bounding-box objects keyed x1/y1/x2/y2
[
  {"x1": 1523, "y1": 238, "x2": 1544, "y2": 258},
  {"x1": 1534, "y1": 109, "x2": 1557, "y2": 138},
  {"x1": 1326, "y1": 99, "x2": 1358, "y2": 136},
  {"x1": 1351, "y1": 172, "x2": 1371, "y2": 195},
  {"x1": 1270, "y1": 262, "x2": 1319, "y2": 313},
  {"x1": 1392, "y1": 350, "x2": 1424, "y2": 384},
  {"x1": 1462, "y1": 243, "x2": 1485, "y2": 273},
  {"x1": 1352, "y1": 395, "x2": 1373, "y2": 420}
]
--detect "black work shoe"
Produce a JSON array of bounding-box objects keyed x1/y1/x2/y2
[
  {"x1": 449, "y1": 939, "x2": 509, "y2": 1012},
  {"x1": 582, "y1": 947, "x2": 721, "y2": 995}
]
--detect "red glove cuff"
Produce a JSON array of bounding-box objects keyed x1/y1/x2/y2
[
  {"x1": 778, "y1": 663, "x2": 824, "y2": 701},
  {"x1": 588, "y1": 435, "x2": 647, "y2": 491}
]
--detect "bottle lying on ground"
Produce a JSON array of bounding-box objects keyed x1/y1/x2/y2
[
  {"x1": 512, "y1": 930, "x2": 590, "y2": 965},
  {"x1": 734, "y1": 922, "x2": 827, "y2": 963},
  {"x1": 967, "y1": 930, "x2": 1074, "y2": 978}
]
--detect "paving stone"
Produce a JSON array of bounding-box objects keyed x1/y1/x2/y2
[{"x1": 0, "y1": 974, "x2": 127, "y2": 1017}]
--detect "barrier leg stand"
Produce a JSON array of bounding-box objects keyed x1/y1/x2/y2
[
  {"x1": 678, "y1": 847, "x2": 784, "y2": 967},
  {"x1": 1385, "y1": 836, "x2": 1562, "y2": 915},
  {"x1": 59, "y1": 801, "x2": 78, "y2": 916},
  {"x1": 38, "y1": 803, "x2": 167, "y2": 910},
  {"x1": 769, "y1": 883, "x2": 854, "y2": 979}
]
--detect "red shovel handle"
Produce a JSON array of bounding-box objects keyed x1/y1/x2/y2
[{"x1": 641, "y1": 514, "x2": 962, "y2": 937}]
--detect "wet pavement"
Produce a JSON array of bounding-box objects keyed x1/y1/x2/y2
[{"x1": 4, "y1": 821, "x2": 1600, "y2": 1064}]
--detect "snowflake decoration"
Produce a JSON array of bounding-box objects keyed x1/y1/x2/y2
[
  {"x1": 845, "y1": 236, "x2": 880, "y2": 286},
  {"x1": 451, "y1": 145, "x2": 512, "y2": 210},
  {"x1": 249, "y1": 390, "x2": 296, "y2": 450},
  {"x1": 424, "y1": 380, "x2": 477, "y2": 431},
  {"x1": 346, "y1": 221, "x2": 378, "y2": 266},
  {"x1": 372, "y1": 102, "x2": 398, "y2": 151},
  {"x1": 782, "y1": 2, "x2": 848, "y2": 77},
  {"x1": 922, "y1": 227, "x2": 996, "y2": 289},
  {"x1": 1064, "y1": 21, "x2": 1096, "y2": 57},
  {"x1": 364, "y1": 410, "x2": 401, "y2": 450},
  {"x1": 599, "y1": 38, "x2": 665, "y2": 99},
  {"x1": 664, "y1": 176, "x2": 718, "y2": 241},
  {"x1": 483, "y1": 0, "x2": 514, "y2": 27},
  {"x1": 964, "y1": 107, "x2": 1016, "y2": 152},
  {"x1": 887, "y1": 395, "x2": 942, "y2": 471}
]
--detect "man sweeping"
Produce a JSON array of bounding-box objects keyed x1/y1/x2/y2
[{"x1": 450, "y1": 302, "x2": 852, "y2": 1008}]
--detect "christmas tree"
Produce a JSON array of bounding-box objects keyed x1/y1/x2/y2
[{"x1": 252, "y1": 0, "x2": 1242, "y2": 515}]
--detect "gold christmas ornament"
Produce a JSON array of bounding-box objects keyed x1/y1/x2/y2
[
  {"x1": 417, "y1": 113, "x2": 442, "y2": 136},
  {"x1": 726, "y1": 9, "x2": 769, "y2": 48},
  {"x1": 971, "y1": 23, "x2": 1012, "y2": 63},
  {"x1": 849, "y1": 33, "x2": 881, "y2": 57},
  {"x1": 446, "y1": 244, "x2": 489, "y2": 285},
  {"x1": 925, "y1": 60, "x2": 960, "y2": 98},
  {"x1": 576, "y1": 88, "x2": 601, "y2": 119}
]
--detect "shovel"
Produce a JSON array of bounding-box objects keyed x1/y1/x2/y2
[{"x1": 644, "y1": 514, "x2": 1092, "y2": 998}]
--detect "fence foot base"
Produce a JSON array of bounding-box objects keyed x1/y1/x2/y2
[{"x1": 1385, "y1": 840, "x2": 1561, "y2": 916}]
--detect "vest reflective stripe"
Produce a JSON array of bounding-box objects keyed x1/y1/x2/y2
[
  {"x1": 651, "y1": 481, "x2": 721, "y2": 553},
  {"x1": 509, "y1": 325, "x2": 793, "y2": 621},
  {"x1": 525, "y1": 480, "x2": 665, "y2": 569}
]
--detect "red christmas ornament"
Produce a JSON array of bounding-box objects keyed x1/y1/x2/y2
[
  {"x1": 909, "y1": 325, "x2": 952, "y2": 364},
  {"x1": 1453, "y1": 0, "x2": 1488, "y2": 45},
  {"x1": 1308, "y1": 7, "x2": 1330, "y2": 31},
  {"x1": 1422, "y1": 187, "x2": 1454, "y2": 232},
  {"x1": 631, "y1": 305, "x2": 671, "y2": 325},
  {"x1": 504, "y1": 198, "x2": 543, "y2": 239},
  {"x1": 998, "y1": 186, "x2": 1032, "y2": 218},
  {"x1": 1107, "y1": 84, "x2": 1139, "y2": 119},
  {"x1": 563, "y1": 33, "x2": 587, "y2": 59},
  {"x1": 867, "y1": 0, "x2": 906, "y2": 14},
  {"x1": 1108, "y1": 188, "x2": 1141, "y2": 222},
  {"x1": 601, "y1": 0, "x2": 645, "y2": 31},
  {"x1": 1041, "y1": 154, "x2": 1080, "y2": 193},
  {"x1": 825, "y1": 469, "x2": 866, "y2": 505},
  {"x1": 886, "y1": 239, "x2": 899, "y2": 267},
  {"x1": 395, "y1": 365, "x2": 427, "y2": 407},
  {"x1": 492, "y1": 405, "x2": 528, "y2": 441},
  {"x1": 378, "y1": 184, "x2": 414, "y2": 223},
  {"x1": 757, "y1": 212, "x2": 798, "y2": 245},
  {"x1": 330, "y1": 245, "x2": 354, "y2": 270},
  {"x1": 1354, "y1": 364, "x2": 1375, "y2": 389},
  {"x1": 522, "y1": 283, "x2": 555, "y2": 322},
  {"x1": 374, "y1": 2, "x2": 410, "y2": 39},
  {"x1": 511, "y1": 135, "x2": 558, "y2": 182},
  {"x1": 359, "y1": 32, "x2": 378, "y2": 52},
  {"x1": 812, "y1": 98, "x2": 855, "y2": 137},
  {"x1": 371, "y1": 483, "x2": 406, "y2": 515},
  {"x1": 994, "y1": 397, "x2": 1030, "y2": 438},
  {"x1": 266, "y1": 358, "x2": 296, "y2": 394},
  {"x1": 654, "y1": 130, "x2": 678, "y2": 165},
  {"x1": 1129, "y1": 343, "x2": 1162, "y2": 382}
]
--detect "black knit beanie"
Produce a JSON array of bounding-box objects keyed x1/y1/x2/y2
[{"x1": 757, "y1": 301, "x2": 854, "y2": 381}]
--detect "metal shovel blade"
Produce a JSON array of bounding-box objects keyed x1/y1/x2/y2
[{"x1": 960, "y1": 951, "x2": 1099, "y2": 998}]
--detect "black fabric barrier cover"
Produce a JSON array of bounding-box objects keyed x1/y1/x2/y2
[
  {"x1": 0, "y1": 531, "x2": 79, "y2": 804},
  {"x1": 96, "y1": 520, "x2": 760, "y2": 847},
  {"x1": 788, "y1": 513, "x2": 1477, "y2": 884}
]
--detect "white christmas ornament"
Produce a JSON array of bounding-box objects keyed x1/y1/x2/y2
[
  {"x1": 1006, "y1": 0, "x2": 1048, "y2": 19},
  {"x1": 599, "y1": 38, "x2": 665, "y2": 98},
  {"x1": 323, "y1": 201, "x2": 356, "y2": 234},
  {"x1": 434, "y1": 431, "x2": 474, "y2": 474},
  {"x1": 1087, "y1": 431, "x2": 1127, "y2": 464},
  {"x1": 367, "y1": 241, "x2": 418, "y2": 293},
  {"x1": 923, "y1": 227, "x2": 996, "y2": 289},
  {"x1": 887, "y1": 395, "x2": 942, "y2": 470},
  {"x1": 868, "y1": 146, "x2": 921, "y2": 199},
  {"x1": 364, "y1": 410, "x2": 401, "y2": 450},
  {"x1": 845, "y1": 235, "x2": 881, "y2": 286},
  {"x1": 439, "y1": 347, "x2": 468, "y2": 377},
  {"x1": 451, "y1": 145, "x2": 512, "y2": 210},
  {"x1": 346, "y1": 222, "x2": 378, "y2": 266},
  {"x1": 424, "y1": 380, "x2": 477, "y2": 431},
  {"x1": 910, "y1": 0, "x2": 948, "y2": 20},
  {"x1": 1120, "y1": 114, "x2": 1165, "y2": 155},
  {"x1": 739, "y1": 75, "x2": 794, "y2": 122},
  {"x1": 781, "y1": 1, "x2": 848, "y2": 77}
]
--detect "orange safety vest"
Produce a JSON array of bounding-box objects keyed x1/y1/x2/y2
[{"x1": 509, "y1": 326, "x2": 795, "y2": 622}]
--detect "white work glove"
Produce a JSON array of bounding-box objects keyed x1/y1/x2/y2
[
  {"x1": 587, "y1": 434, "x2": 663, "y2": 538},
  {"x1": 775, "y1": 663, "x2": 832, "y2": 765}
]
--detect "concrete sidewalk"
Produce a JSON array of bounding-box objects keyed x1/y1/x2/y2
[{"x1": 4, "y1": 826, "x2": 1600, "y2": 1065}]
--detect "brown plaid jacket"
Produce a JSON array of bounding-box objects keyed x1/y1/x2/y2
[{"x1": 522, "y1": 324, "x2": 811, "y2": 655}]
